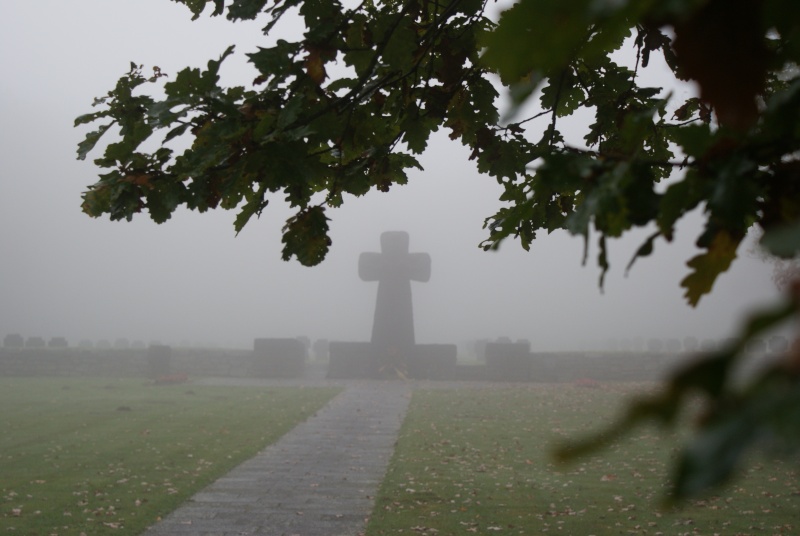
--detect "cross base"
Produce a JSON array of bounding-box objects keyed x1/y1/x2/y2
[{"x1": 327, "y1": 342, "x2": 457, "y2": 380}]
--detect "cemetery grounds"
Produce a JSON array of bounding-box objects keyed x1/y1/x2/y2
[
  {"x1": 0, "y1": 378, "x2": 341, "y2": 535},
  {"x1": 367, "y1": 384, "x2": 800, "y2": 535},
  {"x1": 1, "y1": 379, "x2": 798, "y2": 535}
]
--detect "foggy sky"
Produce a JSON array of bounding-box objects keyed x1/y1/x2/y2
[{"x1": 0, "y1": 1, "x2": 783, "y2": 351}]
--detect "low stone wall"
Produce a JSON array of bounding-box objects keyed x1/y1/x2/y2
[
  {"x1": 484, "y1": 341, "x2": 532, "y2": 381},
  {"x1": 252, "y1": 338, "x2": 306, "y2": 378},
  {"x1": 0, "y1": 347, "x2": 256, "y2": 378},
  {"x1": 1, "y1": 345, "x2": 772, "y2": 383},
  {"x1": 528, "y1": 352, "x2": 682, "y2": 382},
  {"x1": 407, "y1": 344, "x2": 457, "y2": 380},
  {"x1": 327, "y1": 342, "x2": 375, "y2": 379},
  {"x1": 328, "y1": 342, "x2": 458, "y2": 379},
  {"x1": 463, "y1": 347, "x2": 707, "y2": 382}
]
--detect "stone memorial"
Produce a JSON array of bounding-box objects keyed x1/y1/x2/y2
[
  {"x1": 252, "y1": 338, "x2": 306, "y2": 378},
  {"x1": 328, "y1": 231, "x2": 457, "y2": 379},
  {"x1": 3, "y1": 333, "x2": 24, "y2": 348},
  {"x1": 359, "y1": 231, "x2": 431, "y2": 351}
]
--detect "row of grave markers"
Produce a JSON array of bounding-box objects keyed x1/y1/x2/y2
[
  {"x1": 5, "y1": 334, "x2": 791, "y2": 356},
  {"x1": 0, "y1": 336, "x2": 792, "y2": 381}
]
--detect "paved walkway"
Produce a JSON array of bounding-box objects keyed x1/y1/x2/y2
[{"x1": 142, "y1": 381, "x2": 411, "y2": 536}]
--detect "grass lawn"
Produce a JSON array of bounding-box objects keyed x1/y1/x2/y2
[
  {"x1": 0, "y1": 377, "x2": 341, "y2": 535},
  {"x1": 367, "y1": 383, "x2": 800, "y2": 535}
]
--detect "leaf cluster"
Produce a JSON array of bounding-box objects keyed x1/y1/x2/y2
[
  {"x1": 76, "y1": 0, "x2": 800, "y2": 500},
  {"x1": 78, "y1": 0, "x2": 497, "y2": 264},
  {"x1": 479, "y1": 0, "x2": 800, "y2": 306}
]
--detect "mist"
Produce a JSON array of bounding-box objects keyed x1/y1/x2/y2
[{"x1": 0, "y1": 1, "x2": 781, "y2": 353}]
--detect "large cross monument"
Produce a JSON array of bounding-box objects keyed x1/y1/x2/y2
[{"x1": 359, "y1": 231, "x2": 431, "y2": 351}]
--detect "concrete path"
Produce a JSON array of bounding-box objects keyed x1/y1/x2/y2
[{"x1": 142, "y1": 381, "x2": 411, "y2": 536}]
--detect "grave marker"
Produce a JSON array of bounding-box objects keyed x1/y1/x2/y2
[
  {"x1": 3, "y1": 333, "x2": 24, "y2": 348},
  {"x1": 359, "y1": 231, "x2": 430, "y2": 351}
]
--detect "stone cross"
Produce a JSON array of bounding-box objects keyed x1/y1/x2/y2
[{"x1": 359, "y1": 231, "x2": 431, "y2": 350}]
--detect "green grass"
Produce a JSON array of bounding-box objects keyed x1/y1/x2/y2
[
  {"x1": 367, "y1": 384, "x2": 800, "y2": 535},
  {"x1": 0, "y1": 378, "x2": 341, "y2": 535}
]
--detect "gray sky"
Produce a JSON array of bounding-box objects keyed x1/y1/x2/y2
[{"x1": 0, "y1": 1, "x2": 783, "y2": 351}]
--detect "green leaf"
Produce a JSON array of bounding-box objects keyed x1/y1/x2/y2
[
  {"x1": 378, "y1": 16, "x2": 417, "y2": 73},
  {"x1": 539, "y1": 69, "x2": 585, "y2": 118},
  {"x1": 300, "y1": 0, "x2": 343, "y2": 43},
  {"x1": 164, "y1": 46, "x2": 234, "y2": 100},
  {"x1": 597, "y1": 234, "x2": 609, "y2": 288},
  {"x1": 145, "y1": 189, "x2": 177, "y2": 224},
  {"x1": 247, "y1": 41, "x2": 299, "y2": 78},
  {"x1": 281, "y1": 206, "x2": 332, "y2": 266},
  {"x1": 625, "y1": 231, "x2": 659, "y2": 275},
  {"x1": 681, "y1": 230, "x2": 739, "y2": 307},
  {"x1": 227, "y1": 0, "x2": 269, "y2": 20},
  {"x1": 481, "y1": 0, "x2": 592, "y2": 85},
  {"x1": 234, "y1": 184, "x2": 268, "y2": 234},
  {"x1": 707, "y1": 155, "x2": 760, "y2": 231},
  {"x1": 76, "y1": 123, "x2": 112, "y2": 161},
  {"x1": 74, "y1": 110, "x2": 109, "y2": 127},
  {"x1": 343, "y1": 13, "x2": 372, "y2": 75},
  {"x1": 657, "y1": 172, "x2": 703, "y2": 239},
  {"x1": 668, "y1": 123, "x2": 714, "y2": 158},
  {"x1": 401, "y1": 113, "x2": 435, "y2": 154},
  {"x1": 172, "y1": 0, "x2": 218, "y2": 19},
  {"x1": 163, "y1": 123, "x2": 191, "y2": 143}
]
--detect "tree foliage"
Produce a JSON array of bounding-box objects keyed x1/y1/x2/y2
[{"x1": 77, "y1": 0, "x2": 800, "y2": 501}]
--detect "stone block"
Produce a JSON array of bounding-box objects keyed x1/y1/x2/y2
[
  {"x1": 407, "y1": 344, "x2": 457, "y2": 379},
  {"x1": 485, "y1": 341, "x2": 532, "y2": 381},
  {"x1": 3, "y1": 333, "x2": 24, "y2": 348},
  {"x1": 252, "y1": 338, "x2": 306, "y2": 378},
  {"x1": 327, "y1": 342, "x2": 376, "y2": 379},
  {"x1": 147, "y1": 344, "x2": 172, "y2": 378},
  {"x1": 48, "y1": 337, "x2": 68, "y2": 348}
]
